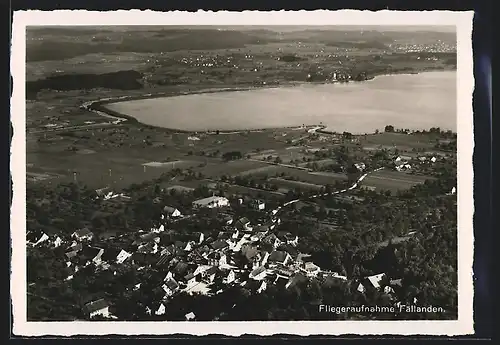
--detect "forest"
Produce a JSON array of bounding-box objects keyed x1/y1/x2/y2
[{"x1": 27, "y1": 159, "x2": 457, "y2": 320}]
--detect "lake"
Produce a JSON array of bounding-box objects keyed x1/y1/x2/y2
[{"x1": 104, "y1": 71, "x2": 456, "y2": 134}]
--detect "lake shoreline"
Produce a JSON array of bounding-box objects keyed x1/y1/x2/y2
[{"x1": 84, "y1": 68, "x2": 455, "y2": 134}]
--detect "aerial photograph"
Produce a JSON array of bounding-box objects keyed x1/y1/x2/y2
[{"x1": 25, "y1": 25, "x2": 458, "y2": 322}]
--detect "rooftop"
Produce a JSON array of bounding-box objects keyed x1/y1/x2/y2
[
  {"x1": 268, "y1": 251, "x2": 289, "y2": 263},
  {"x1": 84, "y1": 298, "x2": 109, "y2": 314},
  {"x1": 192, "y1": 196, "x2": 228, "y2": 206}
]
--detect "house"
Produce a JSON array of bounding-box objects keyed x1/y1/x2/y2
[
  {"x1": 162, "y1": 278, "x2": 180, "y2": 296},
  {"x1": 82, "y1": 246, "x2": 105, "y2": 265},
  {"x1": 253, "y1": 225, "x2": 270, "y2": 233},
  {"x1": 156, "y1": 252, "x2": 174, "y2": 267},
  {"x1": 276, "y1": 267, "x2": 294, "y2": 279},
  {"x1": 241, "y1": 244, "x2": 259, "y2": 263},
  {"x1": 278, "y1": 244, "x2": 299, "y2": 259},
  {"x1": 65, "y1": 242, "x2": 83, "y2": 259},
  {"x1": 389, "y1": 278, "x2": 403, "y2": 290},
  {"x1": 224, "y1": 215, "x2": 234, "y2": 225},
  {"x1": 235, "y1": 217, "x2": 252, "y2": 231},
  {"x1": 384, "y1": 285, "x2": 395, "y2": 295},
  {"x1": 193, "y1": 264, "x2": 211, "y2": 276},
  {"x1": 163, "y1": 206, "x2": 182, "y2": 218},
  {"x1": 53, "y1": 236, "x2": 63, "y2": 248},
  {"x1": 192, "y1": 196, "x2": 229, "y2": 209},
  {"x1": 206, "y1": 252, "x2": 227, "y2": 267},
  {"x1": 395, "y1": 155, "x2": 413, "y2": 162},
  {"x1": 296, "y1": 253, "x2": 312, "y2": 264},
  {"x1": 395, "y1": 161, "x2": 411, "y2": 172},
  {"x1": 250, "y1": 232, "x2": 267, "y2": 242},
  {"x1": 285, "y1": 234, "x2": 299, "y2": 247},
  {"x1": 163, "y1": 271, "x2": 174, "y2": 281},
  {"x1": 72, "y1": 228, "x2": 93, "y2": 241},
  {"x1": 211, "y1": 239, "x2": 229, "y2": 252},
  {"x1": 285, "y1": 273, "x2": 308, "y2": 289},
  {"x1": 151, "y1": 224, "x2": 165, "y2": 233},
  {"x1": 27, "y1": 230, "x2": 50, "y2": 247},
  {"x1": 276, "y1": 232, "x2": 298, "y2": 247},
  {"x1": 257, "y1": 280, "x2": 267, "y2": 293},
  {"x1": 173, "y1": 262, "x2": 189, "y2": 277},
  {"x1": 116, "y1": 249, "x2": 132, "y2": 264},
  {"x1": 202, "y1": 266, "x2": 218, "y2": 283},
  {"x1": 138, "y1": 242, "x2": 159, "y2": 254},
  {"x1": 101, "y1": 246, "x2": 122, "y2": 263},
  {"x1": 155, "y1": 303, "x2": 166, "y2": 316},
  {"x1": 184, "y1": 273, "x2": 198, "y2": 285},
  {"x1": 358, "y1": 279, "x2": 371, "y2": 293},
  {"x1": 367, "y1": 273, "x2": 387, "y2": 289},
  {"x1": 194, "y1": 232, "x2": 205, "y2": 245},
  {"x1": 302, "y1": 262, "x2": 321, "y2": 277},
  {"x1": 185, "y1": 312, "x2": 196, "y2": 321},
  {"x1": 354, "y1": 162, "x2": 366, "y2": 171},
  {"x1": 223, "y1": 270, "x2": 236, "y2": 284},
  {"x1": 191, "y1": 244, "x2": 210, "y2": 258},
  {"x1": 260, "y1": 251, "x2": 270, "y2": 267},
  {"x1": 322, "y1": 272, "x2": 348, "y2": 287},
  {"x1": 271, "y1": 217, "x2": 281, "y2": 225},
  {"x1": 84, "y1": 298, "x2": 110, "y2": 319},
  {"x1": 184, "y1": 241, "x2": 195, "y2": 252},
  {"x1": 268, "y1": 251, "x2": 291, "y2": 266},
  {"x1": 131, "y1": 252, "x2": 156, "y2": 267},
  {"x1": 135, "y1": 232, "x2": 161, "y2": 245},
  {"x1": 274, "y1": 275, "x2": 289, "y2": 288},
  {"x1": 250, "y1": 266, "x2": 267, "y2": 281},
  {"x1": 245, "y1": 279, "x2": 268, "y2": 294},
  {"x1": 251, "y1": 199, "x2": 266, "y2": 210},
  {"x1": 357, "y1": 273, "x2": 387, "y2": 293},
  {"x1": 262, "y1": 234, "x2": 281, "y2": 249},
  {"x1": 95, "y1": 186, "x2": 111, "y2": 197}
]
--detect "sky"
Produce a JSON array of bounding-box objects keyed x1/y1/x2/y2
[{"x1": 31, "y1": 25, "x2": 456, "y2": 33}]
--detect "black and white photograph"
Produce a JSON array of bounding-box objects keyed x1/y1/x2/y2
[{"x1": 10, "y1": 10, "x2": 474, "y2": 336}]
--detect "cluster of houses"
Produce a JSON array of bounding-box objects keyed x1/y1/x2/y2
[
  {"x1": 393, "y1": 154, "x2": 440, "y2": 172},
  {"x1": 27, "y1": 193, "x2": 406, "y2": 321}
]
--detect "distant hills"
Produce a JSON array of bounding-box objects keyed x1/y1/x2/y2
[{"x1": 26, "y1": 26, "x2": 456, "y2": 62}]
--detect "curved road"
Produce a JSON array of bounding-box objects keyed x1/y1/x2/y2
[{"x1": 272, "y1": 167, "x2": 385, "y2": 214}]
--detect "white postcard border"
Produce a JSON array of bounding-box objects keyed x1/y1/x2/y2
[{"x1": 11, "y1": 9, "x2": 474, "y2": 336}]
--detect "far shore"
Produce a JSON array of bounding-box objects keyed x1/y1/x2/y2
[{"x1": 83, "y1": 68, "x2": 456, "y2": 134}]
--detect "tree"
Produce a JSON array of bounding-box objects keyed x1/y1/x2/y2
[{"x1": 384, "y1": 125, "x2": 395, "y2": 133}]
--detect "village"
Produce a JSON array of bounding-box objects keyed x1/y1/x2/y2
[
  {"x1": 26, "y1": 135, "x2": 457, "y2": 321},
  {"x1": 27, "y1": 193, "x2": 393, "y2": 320}
]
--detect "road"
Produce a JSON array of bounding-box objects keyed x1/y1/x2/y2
[
  {"x1": 29, "y1": 121, "x2": 120, "y2": 135},
  {"x1": 29, "y1": 98, "x2": 128, "y2": 135},
  {"x1": 247, "y1": 158, "x2": 312, "y2": 171},
  {"x1": 276, "y1": 167, "x2": 385, "y2": 210}
]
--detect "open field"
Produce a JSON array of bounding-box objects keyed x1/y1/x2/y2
[
  {"x1": 268, "y1": 178, "x2": 324, "y2": 192},
  {"x1": 26, "y1": 171, "x2": 62, "y2": 183},
  {"x1": 26, "y1": 146, "x2": 206, "y2": 190},
  {"x1": 142, "y1": 160, "x2": 200, "y2": 169},
  {"x1": 25, "y1": 27, "x2": 455, "y2": 197},
  {"x1": 236, "y1": 164, "x2": 348, "y2": 185},
  {"x1": 221, "y1": 183, "x2": 286, "y2": 200},
  {"x1": 195, "y1": 160, "x2": 272, "y2": 178},
  {"x1": 361, "y1": 170, "x2": 435, "y2": 192},
  {"x1": 359, "y1": 132, "x2": 437, "y2": 150}
]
